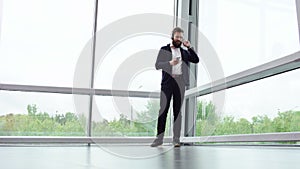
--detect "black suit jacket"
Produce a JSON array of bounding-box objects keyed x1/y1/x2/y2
[{"x1": 155, "y1": 44, "x2": 199, "y2": 86}]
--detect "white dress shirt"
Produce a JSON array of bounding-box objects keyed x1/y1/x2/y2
[{"x1": 170, "y1": 43, "x2": 182, "y2": 75}]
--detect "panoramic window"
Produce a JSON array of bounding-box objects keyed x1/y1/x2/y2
[{"x1": 197, "y1": 0, "x2": 299, "y2": 86}]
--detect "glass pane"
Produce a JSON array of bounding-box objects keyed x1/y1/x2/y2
[
  {"x1": 92, "y1": 96, "x2": 173, "y2": 137},
  {"x1": 197, "y1": 0, "x2": 299, "y2": 85},
  {"x1": 97, "y1": 0, "x2": 174, "y2": 29},
  {"x1": 94, "y1": 0, "x2": 175, "y2": 91},
  {"x1": 196, "y1": 69, "x2": 300, "y2": 136},
  {"x1": 0, "y1": 0, "x2": 3, "y2": 42},
  {"x1": 94, "y1": 35, "x2": 166, "y2": 91},
  {"x1": 0, "y1": 0, "x2": 94, "y2": 87},
  {"x1": 0, "y1": 91, "x2": 89, "y2": 136}
]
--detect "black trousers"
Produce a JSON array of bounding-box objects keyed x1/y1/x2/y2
[{"x1": 156, "y1": 75, "x2": 185, "y2": 139}]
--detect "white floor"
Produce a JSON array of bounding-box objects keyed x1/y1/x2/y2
[{"x1": 1, "y1": 145, "x2": 300, "y2": 169}]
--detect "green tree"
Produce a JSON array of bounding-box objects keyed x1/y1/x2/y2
[
  {"x1": 251, "y1": 115, "x2": 274, "y2": 133},
  {"x1": 290, "y1": 111, "x2": 300, "y2": 131},
  {"x1": 196, "y1": 101, "x2": 220, "y2": 136},
  {"x1": 273, "y1": 111, "x2": 293, "y2": 132},
  {"x1": 27, "y1": 104, "x2": 37, "y2": 116}
]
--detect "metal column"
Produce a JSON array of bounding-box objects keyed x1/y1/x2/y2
[
  {"x1": 296, "y1": 0, "x2": 300, "y2": 44},
  {"x1": 87, "y1": 0, "x2": 99, "y2": 140},
  {"x1": 177, "y1": 0, "x2": 199, "y2": 138}
]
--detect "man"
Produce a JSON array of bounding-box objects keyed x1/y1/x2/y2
[{"x1": 151, "y1": 27, "x2": 199, "y2": 147}]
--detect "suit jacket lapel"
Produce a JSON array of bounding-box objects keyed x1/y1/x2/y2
[{"x1": 180, "y1": 47, "x2": 187, "y2": 61}]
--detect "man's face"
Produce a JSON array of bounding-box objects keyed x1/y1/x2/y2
[
  {"x1": 172, "y1": 32, "x2": 183, "y2": 48},
  {"x1": 173, "y1": 32, "x2": 183, "y2": 42}
]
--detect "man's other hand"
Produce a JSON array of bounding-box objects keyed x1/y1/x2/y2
[{"x1": 169, "y1": 58, "x2": 179, "y2": 66}]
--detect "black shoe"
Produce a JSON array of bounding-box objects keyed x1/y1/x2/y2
[
  {"x1": 173, "y1": 137, "x2": 181, "y2": 147},
  {"x1": 150, "y1": 138, "x2": 163, "y2": 147}
]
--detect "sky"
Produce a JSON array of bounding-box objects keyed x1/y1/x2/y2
[{"x1": 0, "y1": 0, "x2": 299, "y2": 122}]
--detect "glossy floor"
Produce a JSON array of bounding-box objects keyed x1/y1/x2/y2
[{"x1": 1, "y1": 144, "x2": 300, "y2": 169}]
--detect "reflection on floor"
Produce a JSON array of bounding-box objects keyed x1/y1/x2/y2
[{"x1": 1, "y1": 144, "x2": 300, "y2": 169}]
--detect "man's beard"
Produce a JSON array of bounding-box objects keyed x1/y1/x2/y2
[{"x1": 172, "y1": 40, "x2": 182, "y2": 48}]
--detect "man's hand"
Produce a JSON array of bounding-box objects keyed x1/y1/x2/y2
[
  {"x1": 183, "y1": 40, "x2": 191, "y2": 48},
  {"x1": 169, "y1": 58, "x2": 179, "y2": 66}
]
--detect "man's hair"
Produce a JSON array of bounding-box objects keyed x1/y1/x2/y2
[{"x1": 171, "y1": 27, "x2": 184, "y2": 39}]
